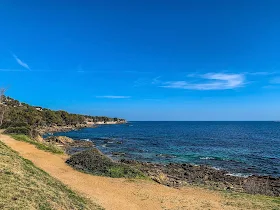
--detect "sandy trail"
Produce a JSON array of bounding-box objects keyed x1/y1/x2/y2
[{"x1": 0, "y1": 133, "x2": 230, "y2": 210}]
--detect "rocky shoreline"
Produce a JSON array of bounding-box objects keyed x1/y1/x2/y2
[
  {"x1": 37, "y1": 124, "x2": 93, "y2": 135},
  {"x1": 38, "y1": 121, "x2": 127, "y2": 135},
  {"x1": 41, "y1": 135, "x2": 280, "y2": 197},
  {"x1": 121, "y1": 159, "x2": 280, "y2": 197}
]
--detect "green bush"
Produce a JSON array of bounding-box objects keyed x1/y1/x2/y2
[
  {"x1": 66, "y1": 149, "x2": 146, "y2": 179},
  {"x1": 0, "y1": 121, "x2": 29, "y2": 129},
  {"x1": 4, "y1": 126, "x2": 31, "y2": 136}
]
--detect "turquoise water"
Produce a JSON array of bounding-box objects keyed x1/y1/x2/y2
[{"x1": 55, "y1": 121, "x2": 280, "y2": 177}]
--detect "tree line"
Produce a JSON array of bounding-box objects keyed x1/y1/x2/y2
[{"x1": 0, "y1": 93, "x2": 125, "y2": 129}]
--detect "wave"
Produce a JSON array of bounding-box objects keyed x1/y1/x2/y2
[
  {"x1": 156, "y1": 154, "x2": 177, "y2": 158},
  {"x1": 200, "y1": 157, "x2": 216, "y2": 160},
  {"x1": 212, "y1": 166, "x2": 222, "y2": 170},
  {"x1": 199, "y1": 156, "x2": 224, "y2": 161},
  {"x1": 225, "y1": 173, "x2": 251, "y2": 178}
]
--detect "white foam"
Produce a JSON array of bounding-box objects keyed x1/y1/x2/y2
[
  {"x1": 200, "y1": 157, "x2": 215, "y2": 160},
  {"x1": 225, "y1": 173, "x2": 250, "y2": 178}
]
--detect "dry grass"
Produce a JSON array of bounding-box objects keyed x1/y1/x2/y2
[{"x1": 0, "y1": 140, "x2": 103, "y2": 210}]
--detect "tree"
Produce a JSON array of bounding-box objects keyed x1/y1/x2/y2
[{"x1": 0, "y1": 88, "x2": 6, "y2": 126}]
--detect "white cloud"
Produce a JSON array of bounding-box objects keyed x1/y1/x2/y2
[
  {"x1": 12, "y1": 54, "x2": 30, "y2": 70},
  {"x1": 96, "y1": 96, "x2": 131, "y2": 99},
  {"x1": 161, "y1": 73, "x2": 245, "y2": 90}
]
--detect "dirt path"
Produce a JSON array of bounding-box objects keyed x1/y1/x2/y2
[{"x1": 0, "y1": 134, "x2": 231, "y2": 210}]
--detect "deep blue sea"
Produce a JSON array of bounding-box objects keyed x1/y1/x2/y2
[{"x1": 54, "y1": 121, "x2": 280, "y2": 177}]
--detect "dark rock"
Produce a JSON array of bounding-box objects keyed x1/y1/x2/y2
[
  {"x1": 122, "y1": 159, "x2": 280, "y2": 197},
  {"x1": 45, "y1": 136, "x2": 74, "y2": 145},
  {"x1": 112, "y1": 152, "x2": 126, "y2": 157},
  {"x1": 69, "y1": 140, "x2": 94, "y2": 148}
]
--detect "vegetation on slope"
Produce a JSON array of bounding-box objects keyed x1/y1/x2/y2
[
  {"x1": 0, "y1": 95, "x2": 125, "y2": 134},
  {"x1": 66, "y1": 148, "x2": 147, "y2": 179},
  {"x1": 0, "y1": 141, "x2": 103, "y2": 210},
  {"x1": 9, "y1": 134, "x2": 64, "y2": 154},
  {"x1": 222, "y1": 191, "x2": 280, "y2": 210}
]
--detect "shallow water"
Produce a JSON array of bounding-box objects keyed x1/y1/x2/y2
[{"x1": 54, "y1": 121, "x2": 280, "y2": 177}]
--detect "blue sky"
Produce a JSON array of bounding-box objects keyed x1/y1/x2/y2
[{"x1": 1, "y1": 0, "x2": 280, "y2": 120}]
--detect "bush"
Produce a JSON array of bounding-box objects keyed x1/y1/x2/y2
[
  {"x1": 0, "y1": 121, "x2": 29, "y2": 128},
  {"x1": 66, "y1": 149, "x2": 146, "y2": 179},
  {"x1": 4, "y1": 126, "x2": 31, "y2": 136}
]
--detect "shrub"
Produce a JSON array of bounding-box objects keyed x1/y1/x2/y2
[
  {"x1": 66, "y1": 149, "x2": 146, "y2": 179},
  {"x1": 4, "y1": 126, "x2": 31, "y2": 136},
  {"x1": 1, "y1": 121, "x2": 29, "y2": 128}
]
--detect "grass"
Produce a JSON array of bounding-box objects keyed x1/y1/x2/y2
[
  {"x1": 107, "y1": 165, "x2": 148, "y2": 179},
  {"x1": 187, "y1": 182, "x2": 280, "y2": 209},
  {"x1": 10, "y1": 134, "x2": 64, "y2": 154},
  {"x1": 222, "y1": 191, "x2": 280, "y2": 210},
  {"x1": 0, "y1": 140, "x2": 103, "y2": 210}
]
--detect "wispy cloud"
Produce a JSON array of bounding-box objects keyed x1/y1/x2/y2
[
  {"x1": 246, "y1": 71, "x2": 277, "y2": 76},
  {"x1": 151, "y1": 76, "x2": 161, "y2": 85},
  {"x1": 134, "y1": 78, "x2": 150, "y2": 87},
  {"x1": 270, "y1": 77, "x2": 280, "y2": 84},
  {"x1": 12, "y1": 54, "x2": 30, "y2": 70},
  {"x1": 161, "y1": 73, "x2": 245, "y2": 90},
  {"x1": 134, "y1": 76, "x2": 161, "y2": 87},
  {"x1": 96, "y1": 95, "x2": 131, "y2": 99},
  {"x1": 0, "y1": 69, "x2": 26, "y2": 72}
]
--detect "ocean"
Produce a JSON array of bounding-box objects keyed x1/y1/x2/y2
[{"x1": 54, "y1": 121, "x2": 280, "y2": 177}]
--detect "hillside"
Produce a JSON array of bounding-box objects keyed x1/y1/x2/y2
[
  {"x1": 0, "y1": 140, "x2": 103, "y2": 209},
  {"x1": 0, "y1": 95, "x2": 126, "y2": 136}
]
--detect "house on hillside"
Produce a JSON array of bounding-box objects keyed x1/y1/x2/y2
[{"x1": 35, "y1": 106, "x2": 43, "y2": 111}]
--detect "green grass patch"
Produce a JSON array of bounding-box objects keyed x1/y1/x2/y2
[
  {"x1": 222, "y1": 191, "x2": 280, "y2": 210},
  {"x1": 10, "y1": 134, "x2": 64, "y2": 154},
  {"x1": 0, "y1": 140, "x2": 103, "y2": 210}
]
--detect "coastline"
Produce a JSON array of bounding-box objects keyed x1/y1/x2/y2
[
  {"x1": 37, "y1": 121, "x2": 127, "y2": 135},
  {"x1": 35, "y1": 123, "x2": 280, "y2": 197},
  {"x1": 2, "y1": 131, "x2": 280, "y2": 209},
  {"x1": 121, "y1": 159, "x2": 280, "y2": 197},
  {"x1": 44, "y1": 129, "x2": 280, "y2": 197}
]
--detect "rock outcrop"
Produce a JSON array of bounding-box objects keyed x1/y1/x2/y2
[
  {"x1": 45, "y1": 136, "x2": 74, "y2": 145},
  {"x1": 121, "y1": 160, "x2": 280, "y2": 197}
]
